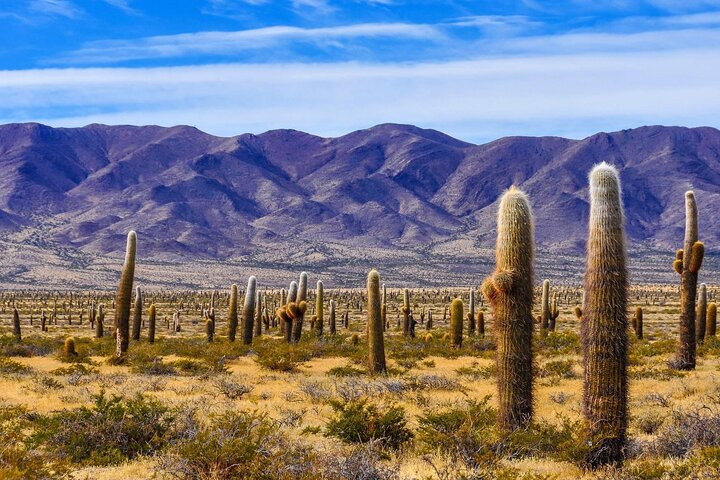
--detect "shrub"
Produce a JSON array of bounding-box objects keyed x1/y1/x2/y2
[
  {"x1": 456, "y1": 363, "x2": 496, "y2": 379},
  {"x1": 215, "y1": 376, "x2": 252, "y2": 400},
  {"x1": 31, "y1": 390, "x2": 175, "y2": 466},
  {"x1": 328, "y1": 365, "x2": 366, "y2": 377},
  {"x1": 538, "y1": 359, "x2": 576, "y2": 379},
  {"x1": 325, "y1": 399, "x2": 413, "y2": 451},
  {"x1": 0, "y1": 358, "x2": 33, "y2": 376}
]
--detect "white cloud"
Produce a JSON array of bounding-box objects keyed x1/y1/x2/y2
[
  {"x1": 56, "y1": 22, "x2": 444, "y2": 64},
  {"x1": 29, "y1": 0, "x2": 81, "y2": 19},
  {"x1": 2, "y1": 47, "x2": 719, "y2": 143},
  {"x1": 102, "y1": 0, "x2": 139, "y2": 15}
]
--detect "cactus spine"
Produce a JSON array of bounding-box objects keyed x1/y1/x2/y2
[
  {"x1": 148, "y1": 303, "x2": 156, "y2": 344},
  {"x1": 367, "y1": 269, "x2": 386, "y2": 374},
  {"x1": 131, "y1": 286, "x2": 142, "y2": 341},
  {"x1": 674, "y1": 191, "x2": 703, "y2": 370},
  {"x1": 115, "y1": 231, "x2": 136, "y2": 358},
  {"x1": 707, "y1": 302, "x2": 717, "y2": 337},
  {"x1": 450, "y1": 298, "x2": 463, "y2": 349},
  {"x1": 12, "y1": 307, "x2": 21, "y2": 341},
  {"x1": 481, "y1": 186, "x2": 535, "y2": 431},
  {"x1": 242, "y1": 276, "x2": 257, "y2": 345},
  {"x1": 581, "y1": 163, "x2": 628, "y2": 468},
  {"x1": 697, "y1": 283, "x2": 707, "y2": 344},
  {"x1": 228, "y1": 284, "x2": 238, "y2": 342},
  {"x1": 314, "y1": 280, "x2": 324, "y2": 336}
]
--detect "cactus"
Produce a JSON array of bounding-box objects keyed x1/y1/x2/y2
[
  {"x1": 450, "y1": 298, "x2": 463, "y2": 349},
  {"x1": 402, "y1": 288, "x2": 411, "y2": 336},
  {"x1": 254, "y1": 292, "x2": 262, "y2": 337},
  {"x1": 12, "y1": 307, "x2": 21, "y2": 341},
  {"x1": 707, "y1": 302, "x2": 717, "y2": 337},
  {"x1": 581, "y1": 163, "x2": 628, "y2": 468},
  {"x1": 674, "y1": 191, "x2": 704, "y2": 370},
  {"x1": 634, "y1": 307, "x2": 643, "y2": 340},
  {"x1": 351, "y1": 333, "x2": 359, "y2": 346},
  {"x1": 206, "y1": 311, "x2": 214, "y2": 343},
  {"x1": 242, "y1": 276, "x2": 257, "y2": 345},
  {"x1": 292, "y1": 272, "x2": 308, "y2": 342},
  {"x1": 481, "y1": 186, "x2": 534, "y2": 432},
  {"x1": 697, "y1": 283, "x2": 708, "y2": 344},
  {"x1": 540, "y1": 279, "x2": 551, "y2": 330},
  {"x1": 549, "y1": 296, "x2": 560, "y2": 331},
  {"x1": 468, "y1": 288, "x2": 476, "y2": 335},
  {"x1": 329, "y1": 299, "x2": 337, "y2": 335},
  {"x1": 367, "y1": 270, "x2": 387, "y2": 374},
  {"x1": 288, "y1": 281, "x2": 298, "y2": 302},
  {"x1": 382, "y1": 284, "x2": 387, "y2": 331},
  {"x1": 148, "y1": 303, "x2": 156, "y2": 344},
  {"x1": 477, "y1": 311, "x2": 485, "y2": 336},
  {"x1": 114, "y1": 231, "x2": 136, "y2": 358},
  {"x1": 64, "y1": 337, "x2": 77, "y2": 357},
  {"x1": 314, "y1": 280, "x2": 324, "y2": 336},
  {"x1": 95, "y1": 304, "x2": 105, "y2": 338},
  {"x1": 424, "y1": 333, "x2": 434, "y2": 343},
  {"x1": 131, "y1": 286, "x2": 142, "y2": 341},
  {"x1": 41, "y1": 309, "x2": 47, "y2": 332},
  {"x1": 228, "y1": 284, "x2": 238, "y2": 342},
  {"x1": 278, "y1": 307, "x2": 293, "y2": 343}
]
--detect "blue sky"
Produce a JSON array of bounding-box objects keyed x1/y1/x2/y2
[{"x1": 1, "y1": 0, "x2": 720, "y2": 142}]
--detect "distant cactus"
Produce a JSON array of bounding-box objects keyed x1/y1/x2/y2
[
  {"x1": 540, "y1": 279, "x2": 551, "y2": 330},
  {"x1": 206, "y1": 311, "x2": 214, "y2": 343},
  {"x1": 298, "y1": 272, "x2": 308, "y2": 301},
  {"x1": 367, "y1": 270, "x2": 387, "y2": 374},
  {"x1": 481, "y1": 186, "x2": 534, "y2": 432},
  {"x1": 314, "y1": 280, "x2": 324, "y2": 336},
  {"x1": 707, "y1": 302, "x2": 717, "y2": 337},
  {"x1": 228, "y1": 284, "x2": 238, "y2": 342},
  {"x1": 11, "y1": 307, "x2": 21, "y2": 341},
  {"x1": 477, "y1": 310, "x2": 484, "y2": 336},
  {"x1": 424, "y1": 333, "x2": 434, "y2": 343},
  {"x1": 115, "y1": 231, "x2": 136, "y2": 358},
  {"x1": 674, "y1": 191, "x2": 704, "y2": 370},
  {"x1": 64, "y1": 337, "x2": 77, "y2": 357},
  {"x1": 697, "y1": 283, "x2": 708, "y2": 344},
  {"x1": 148, "y1": 304, "x2": 156, "y2": 344},
  {"x1": 402, "y1": 288, "x2": 411, "y2": 336},
  {"x1": 95, "y1": 304, "x2": 105, "y2": 338},
  {"x1": 634, "y1": 306, "x2": 643, "y2": 340},
  {"x1": 242, "y1": 276, "x2": 257, "y2": 345},
  {"x1": 131, "y1": 286, "x2": 142, "y2": 341},
  {"x1": 329, "y1": 299, "x2": 337, "y2": 335},
  {"x1": 382, "y1": 284, "x2": 387, "y2": 331},
  {"x1": 278, "y1": 307, "x2": 293, "y2": 343},
  {"x1": 468, "y1": 288, "x2": 476, "y2": 335},
  {"x1": 292, "y1": 273, "x2": 308, "y2": 342},
  {"x1": 450, "y1": 298, "x2": 463, "y2": 348},
  {"x1": 288, "y1": 281, "x2": 298, "y2": 303},
  {"x1": 254, "y1": 292, "x2": 262, "y2": 338},
  {"x1": 549, "y1": 296, "x2": 559, "y2": 330},
  {"x1": 41, "y1": 310, "x2": 47, "y2": 332},
  {"x1": 581, "y1": 163, "x2": 628, "y2": 468},
  {"x1": 287, "y1": 301, "x2": 307, "y2": 344},
  {"x1": 351, "y1": 333, "x2": 360, "y2": 346}
]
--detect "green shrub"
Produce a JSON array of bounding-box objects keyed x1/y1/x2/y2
[
  {"x1": 31, "y1": 390, "x2": 174, "y2": 466},
  {"x1": 456, "y1": 363, "x2": 496, "y2": 379},
  {"x1": 533, "y1": 331, "x2": 580, "y2": 356},
  {"x1": 327, "y1": 365, "x2": 366, "y2": 377},
  {"x1": 0, "y1": 358, "x2": 33, "y2": 376},
  {"x1": 325, "y1": 399, "x2": 413, "y2": 451},
  {"x1": 538, "y1": 359, "x2": 576, "y2": 379}
]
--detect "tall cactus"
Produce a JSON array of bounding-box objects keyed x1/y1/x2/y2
[
  {"x1": 292, "y1": 272, "x2": 308, "y2": 342},
  {"x1": 707, "y1": 302, "x2": 717, "y2": 337},
  {"x1": 367, "y1": 269, "x2": 387, "y2": 374},
  {"x1": 468, "y1": 288, "x2": 476, "y2": 335},
  {"x1": 228, "y1": 284, "x2": 238, "y2": 342},
  {"x1": 12, "y1": 307, "x2": 20, "y2": 341},
  {"x1": 697, "y1": 283, "x2": 707, "y2": 344},
  {"x1": 288, "y1": 281, "x2": 298, "y2": 302},
  {"x1": 581, "y1": 163, "x2": 628, "y2": 468},
  {"x1": 254, "y1": 292, "x2": 262, "y2": 337},
  {"x1": 329, "y1": 299, "x2": 337, "y2": 335},
  {"x1": 131, "y1": 286, "x2": 142, "y2": 341},
  {"x1": 115, "y1": 231, "x2": 136, "y2": 358},
  {"x1": 402, "y1": 288, "x2": 411, "y2": 336},
  {"x1": 477, "y1": 310, "x2": 485, "y2": 337},
  {"x1": 481, "y1": 186, "x2": 534, "y2": 431},
  {"x1": 549, "y1": 295, "x2": 560, "y2": 331},
  {"x1": 540, "y1": 279, "x2": 550, "y2": 330},
  {"x1": 450, "y1": 298, "x2": 463, "y2": 349},
  {"x1": 96, "y1": 304, "x2": 105, "y2": 338},
  {"x1": 634, "y1": 306, "x2": 643, "y2": 340},
  {"x1": 242, "y1": 276, "x2": 257, "y2": 345},
  {"x1": 674, "y1": 191, "x2": 704, "y2": 370},
  {"x1": 314, "y1": 280, "x2": 324, "y2": 336},
  {"x1": 148, "y1": 303, "x2": 156, "y2": 344}
]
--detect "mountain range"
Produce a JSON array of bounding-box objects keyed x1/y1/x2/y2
[{"x1": 0, "y1": 122, "x2": 717, "y2": 288}]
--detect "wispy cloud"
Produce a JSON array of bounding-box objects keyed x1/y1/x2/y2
[
  {"x1": 102, "y1": 0, "x2": 139, "y2": 15},
  {"x1": 3, "y1": 47, "x2": 719, "y2": 143},
  {"x1": 28, "y1": 0, "x2": 82, "y2": 19},
  {"x1": 56, "y1": 22, "x2": 445, "y2": 64}
]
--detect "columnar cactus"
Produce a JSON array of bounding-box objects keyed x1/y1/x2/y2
[
  {"x1": 382, "y1": 284, "x2": 387, "y2": 331},
  {"x1": 402, "y1": 288, "x2": 411, "y2": 336},
  {"x1": 95, "y1": 304, "x2": 105, "y2": 338},
  {"x1": 450, "y1": 298, "x2": 463, "y2": 349},
  {"x1": 228, "y1": 284, "x2": 238, "y2": 342},
  {"x1": 481, "y1": 186, "x2": 534, "y2": 431},
  {"x1": 634, "y1": 306, "x2": 643, "y2": 340},
  {"x1": 314, "y1": 280, "x2": 324, "y2": 336},
  {"x1": 367, "y1": 269, "x2": 387, "y2": 374},
  {"x1": 540, "y1": 279, "x2": 551, "y2": 330},
  {"x1": 206, "y1": 310, "x2": 214, "y2": 343},
  {"x1": 549, "y1": 295, "x2": 560, "y2": 330},
  {"x1": 581, "y1": 163, "x2": 628, "y2": 468},
  {"x1": 329, "y1": 299, "x2": 337, "y2": 335},
  {"x1": 254, "y1": 292, "x2": 262, "y2": 337},
  {"x1": 697, "y1": 283, "x2": 707, "y2": 344},
  {"x1": 288, "y1": 281, "x2": 298, "y2": 302},
  {"x1": 148, "y1": 303, "x2": 156, "y2": 344},
  {"x1": 131, "y1": 286, "x2": 142, "y2": 341},
  {"x1": 64, "y1": 337, "x2": 77, "y2": 357},
  {"x1": 468, "y1": 287, "x2": 476, "y2": 335},
  {"x1": 292, "y1": 273, "x2": 308, "y2": 342},
  {"x1": 115, "y1": 231, "x2": 136, "y2": 358},
  {"x1": 674, "y1": 191, "x2": 704, "y2": 370},
  {"x1": 286, "y1": 301, "x2": 307, "y2": 344},
  {"x1": 242, "y1": 276, "x2": 257, "y2": 345},
  {"x1": 478, "y1": 310, "x2": 485, "y2": 336},
  {"x1": 12, "y1": 307, "x2": 21, "y2": 341},
  {"x1": 707, "y1": 302, "x2": 717, "y2": 337}
]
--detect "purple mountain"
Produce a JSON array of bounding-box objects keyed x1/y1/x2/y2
[{"x1": 0, "y1": 122, "x2": 718, "y2": 287}]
